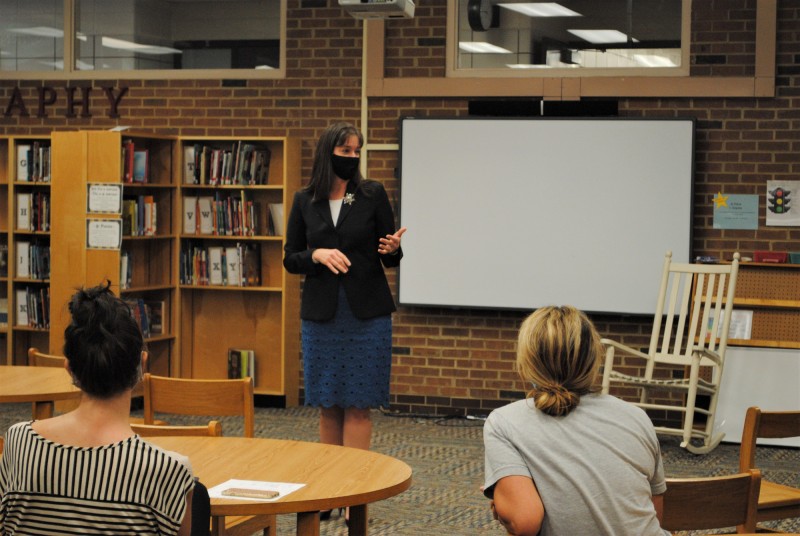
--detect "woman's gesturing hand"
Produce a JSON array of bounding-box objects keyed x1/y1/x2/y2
[
  {"x1": 378, "y1": 227, "x2": 407, "y2": 255},
  {"x1": 312, "y1": 248, "x2": 352, "y2": 274}
]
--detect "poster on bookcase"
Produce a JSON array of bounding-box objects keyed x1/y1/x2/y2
[
  {"x1": 86, "y1": 219, "x2": 122, "y2": 250},
  {"x1": 87, "y1": 183, "x2": 123, "y2": 214}
]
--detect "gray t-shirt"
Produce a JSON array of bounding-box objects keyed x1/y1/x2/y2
[{"x1": 483, "y1": 393, "x2": 669, "y2": 536}]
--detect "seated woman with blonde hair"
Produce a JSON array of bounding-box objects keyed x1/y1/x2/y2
[
  {"x1": 0, "y1": 282, "x2": 195, "y2": 535},
  {"x1": 483, "y1": 305, "x2": 668, "y2": 536}
]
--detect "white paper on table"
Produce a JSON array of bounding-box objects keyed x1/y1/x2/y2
[{"x1": 208, "y1": 479, "x2": 306, "y2": 502}]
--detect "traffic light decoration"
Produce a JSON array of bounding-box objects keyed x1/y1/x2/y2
[{"x1": 768, "y1": 187, "x2": 791, "y2": 214}]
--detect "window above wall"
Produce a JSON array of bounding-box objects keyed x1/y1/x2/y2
[
  {"x1": 449, "y1": 0, "x2": 690, "y2": 77},
  {"x1": 0, "y1": 0, "x2": 285, "y2": 79}
]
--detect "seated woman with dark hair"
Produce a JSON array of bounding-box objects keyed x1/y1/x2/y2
[
  {"x1": 0, "y1": 282, "x2": 195, "y2": 535},
  {"x1": 484, "y1": 305, "x2": 668, "y2": 536}
]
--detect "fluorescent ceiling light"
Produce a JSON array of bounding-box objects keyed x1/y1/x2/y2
[
  {"x1": 8, "y1": 27, "x2": 88, "y2": 41},
  {"x1": 507, "y1": 64, "x2": 552, "y2": 69},
  {"x1": 9, "y1": 26, "x2": 64, "y2": 38},
  {"x1": 101, "y1": 36, "x2": 181, "y2": 55},
  {"x1": 459, "y1": 42, "x2": 511, "y2": 54},
  {"x1": 633, "y1": 54, "x2": 677, "y2": 67},
  {"x1": 41, "y1": 59, "x2": 95, "y2": 70},
  {"x1": 497, "y1": 3, "x2": 581, "y2": 17},
  {"x1": 567, "y1": 29, "x2": 633, "y2": 44}
]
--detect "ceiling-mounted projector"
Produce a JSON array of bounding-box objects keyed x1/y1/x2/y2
[{"x1": 339, "y1": 0, "x2": 415, "y2": 19}]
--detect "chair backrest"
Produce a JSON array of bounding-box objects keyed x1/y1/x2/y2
[
  {"x1": 27, "y1": 347, "x2": 66, "y2": 368},
  {"x1": 131, "y1": 421, "x2": 223, "y2": 438},
  {"x1": 661, "y1": 469, "x2": 761, "y2": 533},
  {"x1": 739, "y1": 406, "x2": 800, "y2": 472},
  {"x1": 142, "y1": 373, "x2": 255, "y2": 437},
  {"x1": 28, "y1": 347, "x2": 152, "y2": 373},
  {"x1": 647, "y1": 251, "x2": 740, "y2": 370}
]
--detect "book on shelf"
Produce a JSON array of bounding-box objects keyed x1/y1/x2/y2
[
  {"x1": 16, "y1": 241, "x2": 30, "y2": 278},
  {"x1": 133, "y1": 149, "x2": 149, "y2": 183},
  {"x1": 17, "y1": 145, "x2": 31, "y2": 181},
  {"x1": 125, "y1": 298, "x2": 154, "y2": 338},
  {"x1": 122, "y1": 199, "x2": 136, "y2": 236},
  {"x1": 120, "y1": 250, "x2": 132, "y2": 290},
  {"x1": 122, "y1": 139, "x2": 135, "y2": 183},
  {"x1": 227, "y1": 348, "x2": 255, "y2": 381},
  {"x1": 254, "y1": 148, "x2": 271, "y2": 184},
  {"x1": 0, "y1": 243, "x2": 8, "y2": 277},
  {"x1": 268, "y1": 204, "x2": 284, "y2": 236},
  {"x1": 0, "y1": 297, "x2": 8, "y2": 327},
  {"x1": 225, "y1": 246, "x2": 241, "y2": 286},
  {"x1": 28, "y1": 243, "x2": 50, "y2": 280},
  {"x1": 16, "y1": 193, "x2": 32, "y2": 231},
  {"x1": 184, "y1": 145, "x2": 197, "y2": 184},
  {"x1": 146, "y1": 300, "x2": 165, "y2": 335},
  {"x1": 30, "y1": 192, "x2": 50, "y2": 232},
  {"x1": 242, "y1": 244, "x2": 261, "y2": 287},
  {"x1": 39, "y1": 144, "x2": 51, "y2": 182},
  {"x1": 198, "y1": 196, "x2": 214, "y2": 235},
  {"x1": 142, "y1": 195, "x2": 157, "y2": 236},
  {"x1": 208, "y1": 247, "x2": 224, "y2": 286},
  {"x1": 183, "y1": 196, "x2": 198, "y2": 234},
  {"x1": 15, "y1": 289, "x2": 28, "y2": 326}
]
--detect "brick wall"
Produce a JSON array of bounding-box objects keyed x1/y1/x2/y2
[{"x1": 1, "y1": 0, "x2": 798, "y2": 418}]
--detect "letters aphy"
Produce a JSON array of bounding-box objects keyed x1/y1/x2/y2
[{"x1": 3, "y1": 85, "x2": 129, "y2": 119}]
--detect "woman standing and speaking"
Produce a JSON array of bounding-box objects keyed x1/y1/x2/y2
[{"x1": 283, "y1": 122, "x2": 406, "y2": 467}]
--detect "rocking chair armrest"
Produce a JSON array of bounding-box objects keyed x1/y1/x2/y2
[
  {"x1": 600, "y1": 338, "x2": 651, "y2": 361},
  {"x1": 694, "y1": 348, "x2": 722, "y2": 365}
]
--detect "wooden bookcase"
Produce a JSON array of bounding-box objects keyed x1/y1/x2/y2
[
  {"x1": 9, "y1": 131, "x2": 301, "y2": 405},
  {"x1": 727, "y1": 262, "x2": 800, "y2": 349},
  {"x1": 50, "y1": 131, "x2": 178, "y2": 376},
  {"x1": 176, "y1": 136, "x2": 301, "y2": 404},
  {"x1": 7, "y1": 135, "x2": 52, "y2": 365},
  {"x1": 0, "y1": 136, "x2": 8, "y2": 364}
]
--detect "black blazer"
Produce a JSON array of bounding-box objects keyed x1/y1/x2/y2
[{"x1": 283, "y1": 180, "x2": 402, "y2": 321}]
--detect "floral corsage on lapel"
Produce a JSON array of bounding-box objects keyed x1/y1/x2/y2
[{"x1": 343, "y1": 192, "x2": 356, "y2": 205}]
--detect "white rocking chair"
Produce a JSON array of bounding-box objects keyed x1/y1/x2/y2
[{"x1": 601, "y1": 251, "x2": 740, "y2": 454}]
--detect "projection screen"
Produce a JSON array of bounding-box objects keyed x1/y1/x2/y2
[{"x1": 397, "y1": 117, "x2": 695, "y2": 315}]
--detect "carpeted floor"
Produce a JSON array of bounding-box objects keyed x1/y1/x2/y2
[{"x1": 1, "y1": 403, "x2": 798, "y2": 535}]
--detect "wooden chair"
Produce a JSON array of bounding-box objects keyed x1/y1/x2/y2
[
  {"x1": 27, "y1": 347, "x2": 167, "y2": 424},
  {"x1": 27, "y1": 347, "x2": 79, "y2": 414},
  {"x1": 661, "y1": 469, "x2": 761, "y2": 534},
  {"x1": 141, "y1": 373, "x2": 255, "y2": 437},
  {"x1": 739, "y1": 406, "x2": 800, "y2": 527},
  {"x1": 28, "y1": 347, "x2": 67, "y2": 368},
  {"x1": 141, "y1": 373, "x2": 271, "y2": 536},
  {"x1": 131, "y1": 421, "x2": 223, "y2": 437},
  {"x1": 601, "y1": 251, "x2": 740, "y2": 454}
]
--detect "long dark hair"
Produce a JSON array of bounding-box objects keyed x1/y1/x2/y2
[
  {"x1": 305, "y1": 122, "x2": 364, "y2": 201},
  {"x1": 63, "y1": 281, "x2": 144, "y2": 399}
]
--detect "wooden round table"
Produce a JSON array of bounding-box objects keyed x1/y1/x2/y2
[
  {"x1": 0, "y1": 365, "x2": 81, "y2": 420},
  {"x1": 150, "y1": 436, "x2": 413, "y2": 536}
]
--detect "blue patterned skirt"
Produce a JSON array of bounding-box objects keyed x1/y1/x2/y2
[{"x1": 301, "y1": 287, "x2": 392, "y2": 408}]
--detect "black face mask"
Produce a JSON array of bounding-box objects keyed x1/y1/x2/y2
[{"x1": 331, "y1": 154, "x2": 360, "y2": 181}]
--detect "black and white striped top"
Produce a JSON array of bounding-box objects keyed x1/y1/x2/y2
[{"x1": 0, "y1": 422, "x2": 195, "y2": 535}]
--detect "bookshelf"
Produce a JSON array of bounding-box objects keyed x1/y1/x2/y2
[
  {"x1": 727, "y1": 262, "x2": 800, "y2": 350},
  {"x1": 50, "y1": 131, "x2": 178, "y2": 376},
  {"x1": 177, "y1": 136, "x2": 301, "y2": 403},
  {"x1": 9, "y1": 131, "x2": 301, "y2": 405},
  {"x1": 0, "y1": 136, "x2": 8, "y2": 364},
  {"x1": 9, "y1": 136, "x2": 52, "y2": 366}
]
